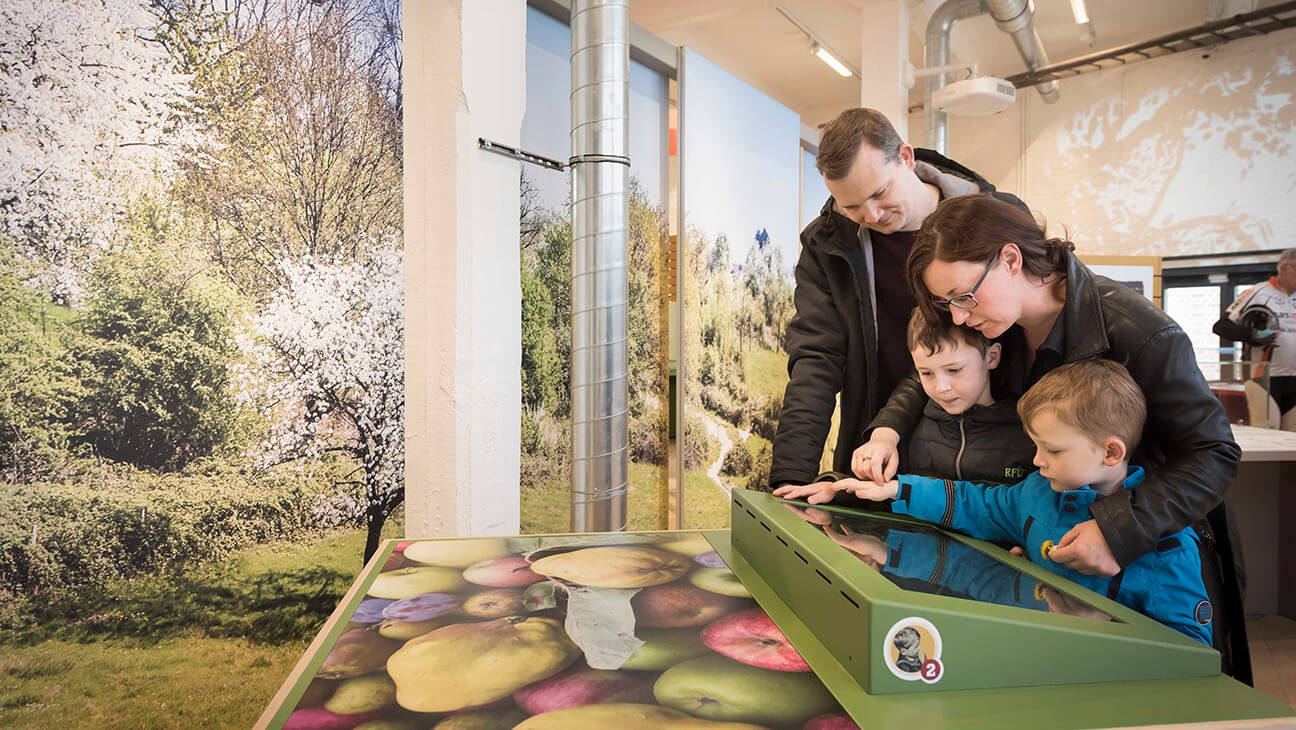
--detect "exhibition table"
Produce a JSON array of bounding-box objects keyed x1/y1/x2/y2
[
  {"x1": 257, "y1": 491, "x2": 1295, "y2": 730},
  {"x1": 1227, "y1": 425, "x2": 1296, "y2": 619}
]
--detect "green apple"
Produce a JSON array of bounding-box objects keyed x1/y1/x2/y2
[
  {"x1": 658, "y1": 533, "x2": 715, "y2": 557},
  {"x1": 324, "y1": 673, "x2": 397, "y2": 714},
  {"x1": 653, "y1": 655, "x2": 836, "y2": 726},
  {"x1": 403, "y1": 538, "x2": 514, "y2": 568},
  {"x1": 367, "y1": 566, "x2": 466, "y2": 599},
  {"x1": 688, "y1": 567, "x2": 752, "y2": 598},
  {"x1": 377, "y1": 616, "x2": 452, "y2": 640},
  {"x1": 433, "y1": 705, "x2": 529, "y2": 729},
  {"x1": 620, "y1": 627, "x2": 710, "y2": 671},
  {"x1": 513, "y1": 703, "x2": 771, "y2": 729},
  {"x1": 354, "y1": 720, "x2": 425, "y2": 730}
]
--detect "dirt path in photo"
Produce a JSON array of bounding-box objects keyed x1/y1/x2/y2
[{"x1": 702, "y1": 413, "x2": 734, "y2": 497}]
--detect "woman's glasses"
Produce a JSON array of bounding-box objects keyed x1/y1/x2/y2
[{"x1": 932, "y1": 253, "x2": 998, "y2": 310}]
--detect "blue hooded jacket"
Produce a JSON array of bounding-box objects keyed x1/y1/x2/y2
[{"x1": 892, "y1": 466, "x2": 1212, "y2": 645}]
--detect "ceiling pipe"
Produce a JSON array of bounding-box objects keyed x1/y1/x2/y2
[
  {"x1": 924, "y1": 0, "x2": 1060, "y2": 154},
  {"x1": 984, "y1": 0, "x2": 1061, "y2": 103},
  {"x1": 924, "y1": 0, "x2": 987, "y2": 155}
]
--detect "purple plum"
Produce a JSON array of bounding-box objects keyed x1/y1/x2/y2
[{"x1": 381, "y1": 592, "x2": 461, "y2": 621}]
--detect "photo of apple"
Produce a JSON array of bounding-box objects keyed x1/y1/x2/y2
[
  {"x1": 701, "y1": 608, "x2": 810, "y2": 672},
  {"x1": 376, "y1": 617, "x2": 451, "y2": 641},
  {"x1": 367, "y1": 566, "x2": 465, "y2": 600},
  {"x1": 511, "y1": 703, "x2": 771, "y2": 730},
  {"x1": 323, "y1": 673, "x2": 397, "y2": 715},
  {"x1": 658, "y1": 533, "x2": 715, "y2": 557},
  {"x1": 462, "y1": 555, "x2": 547, "y2": 587},
  {"x1": 803, "y1": 713, "x2": 861, "y2": 730},
  {"x1": 653, "y1": 655, "x2": 836, "y2": 726},
  {"x1": 459, "y1": 587, "x2": 527, "y2": 618},
  {"x1": 620, "y1": 627, "x2": 710, "y2": 671},
  {"x1": 631, "y1": 584, "x2": 741, "y2": 628},
  {"x1": 513, "y1": 667, "x2": 654, "y2": 714},
  {"x1": 402, "y1": 537, "x2": 513, "y2": 568},
  {"x1": 530, "y1": 546, "x2": 690, "y2": 588},
  {"x1": 688, "y1": 567, "x2": 752, "y2": 598},
  {"x1": 282, "y1": 705, "x2": 384, "y2": 730}
]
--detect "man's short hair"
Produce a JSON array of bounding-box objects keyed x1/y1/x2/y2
[
  {"x1": 1278, "y1": 249, "x2": 1296, "y2": 270},
  {"x1": 816, "y1": 108, "x2": 903, "y2": 180},
  {"x1": 1017, "y1": 359, "x2": 1146, "y2": 451},
  {"x1": 905, "y1": 307, "x2": 988, "y2": 356}
]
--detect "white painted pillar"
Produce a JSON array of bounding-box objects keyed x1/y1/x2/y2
[
  {"x1": 858, "y1": 0, "x2": 910, "y2": 139},
  {"x1": 405, "y1": 0, "x2": 524, "y2": 538}
]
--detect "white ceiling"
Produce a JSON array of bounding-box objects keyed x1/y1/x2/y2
[{"x1": 630, "y1": 0, "x2": 1275, "y2": 129}]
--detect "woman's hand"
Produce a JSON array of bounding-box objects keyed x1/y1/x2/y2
[
  {"x1": 852, "y1": 428, "x2": 901, "y2": 483},
  {"x1": 772, "y1": 481, "x2": 841, "y2": 505},
  {"x1": 1048, "y1": 520, "x2": 1120, "y2": 577}
]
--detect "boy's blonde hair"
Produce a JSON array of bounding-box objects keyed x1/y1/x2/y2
[
  {"x1": 1017, "y1": 359, "x2": 1145, "y2": 451},
  {"x1": 906, "y1": 307, "x2": 990, "y2": 356}
]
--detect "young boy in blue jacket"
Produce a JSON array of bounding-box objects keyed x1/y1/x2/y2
[{"x1": 780, "y1": 359, "x2": 1213, "y2": 645}]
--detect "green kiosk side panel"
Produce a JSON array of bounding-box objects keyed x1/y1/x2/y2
[
  {"x1": 712, "y1": 531, "x2": 1295, "y2": 730},
  {"x1": 729, "y1": 488, "x2": 1221, "y2": 695}
]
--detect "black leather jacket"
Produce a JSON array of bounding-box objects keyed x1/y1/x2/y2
[
  {"x1": 769, "y1": 149, "x2": 1022, "y2": 487},
  {"x1": 905, "y1": 398, "x2": 1036, "y2": 486},
  {"x1": 871, "y1": 249, "x2": 1242, "y2": 567}
]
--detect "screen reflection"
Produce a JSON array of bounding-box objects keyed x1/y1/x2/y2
[{"x1": 781, "y1": 503, "x2": 1118, "y2": 623}]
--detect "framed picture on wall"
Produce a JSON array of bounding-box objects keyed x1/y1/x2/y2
[{"x1": 1080, "y1": 255, "x2": 1162, "y2": 307}]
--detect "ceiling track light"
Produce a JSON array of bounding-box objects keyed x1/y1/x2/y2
[
  {"x1": 777, "y1": 6, "x2": 860, "y2": 79},
  {"x1": 1070, "y1": 0, "x2": 1090, "y2": 24}
]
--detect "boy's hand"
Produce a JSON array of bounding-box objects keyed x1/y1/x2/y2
[
  {"x1": 835, "y1": 477, "x2": 899, "y2": 502},
  {"x1": 852, "y1": 429, "x2": 901, "y2": 483},
  {"x1": 1048, "y1": 520, "x2": 1120, "y2": 577},
  {"x1": 772, "y1": 481, "x2": 841, "y2": 505}
]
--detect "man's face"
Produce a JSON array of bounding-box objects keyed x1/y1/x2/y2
[
  {"x1": 1277, "y1": 260, "x2": 1296, "y2": 293},
  {"x1": 824, "y1": 143, "x2": 921, "y2": 234},
  {"x1": 911, "y1": 340, "x2": 999, "y2": 416},
  {"x1": 1026, "y1": 408, "x2": 1111, "y2": 493}
]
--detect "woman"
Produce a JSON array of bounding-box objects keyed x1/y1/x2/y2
[{"x1": 861, "y1": 192, "x2": 1247, "y2": 679}]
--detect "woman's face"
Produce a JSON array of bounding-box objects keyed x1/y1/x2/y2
[{"x1": 921, "y1": 250, "x2": 1019, "y2": 339}]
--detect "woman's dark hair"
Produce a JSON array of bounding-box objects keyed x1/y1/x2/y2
[{"x1": 906, "y1": 193, "x2": 1075, "y2": 324}]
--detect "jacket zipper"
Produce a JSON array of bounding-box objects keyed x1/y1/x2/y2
[{"x1": 955, "y1": 415, "x2": 966, "y2": 480}]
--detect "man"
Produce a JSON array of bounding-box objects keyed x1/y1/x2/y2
[
  {"x1": 1213, "y1": 249, "x2": 1296, "y2": 431},
  {"x1": 770, "y1": 108, "x2": 1025, "y2": 490}
]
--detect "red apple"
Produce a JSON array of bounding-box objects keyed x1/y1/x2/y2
[
  {"x1": 631, "y1": 584, "x2": 739, "y2": 628},
  {"x1": 381, "y1": 551, "x2": 406, "y2": 572},
  {"x1": 394, "y1": 541, "x2": 415, "y2": 551},
  {"x1": 513, "y1": 667, "x2": 654, "y2": 714},
  {"x1": 701, "y1": 607, "x2": 810, "y2": 672},
  {"x1": 282, "y1": 706, "x2": 382, "y2": 730},
  {"x1": 463, "y1": 556, "x2": 547, "y2": 587},
  {"x1": 804, "y1": 713, "x2": 861, "y2": 730}
]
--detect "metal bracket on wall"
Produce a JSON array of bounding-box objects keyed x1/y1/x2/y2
[
  {"x1": 1006, "y1": 0, "x2": 1296, "y2": 89},
  {"x1": 477, "y1": 138, "x2": 566, "y2": 171}
]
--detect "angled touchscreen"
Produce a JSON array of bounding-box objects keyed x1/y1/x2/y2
[{"x1": 781, "y1": 503, "x2": 1118, "y2": 623}]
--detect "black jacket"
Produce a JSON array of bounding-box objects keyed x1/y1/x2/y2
[
  {"x1": 871, "y1": 250, "x2": 1251, "y2": 681},
  {"x1": 905, "y1": 399, "x2": 1036, "y2": 485},
  {"x1": 769, "y1": 149, "x2": 1024, "y2": 487}
]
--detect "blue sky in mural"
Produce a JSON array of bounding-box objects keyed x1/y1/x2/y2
[
  {"x1": 802, "y1": 147, "x2": 830, "y2": 234},
  {"x1": 682, "y1": 48, "x2": 799, "y2": 278},
  {"x1": 522, "y1": 7, "x2": 667, "y2": 213}
]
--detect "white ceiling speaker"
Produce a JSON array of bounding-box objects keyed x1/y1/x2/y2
[{"x1": 931, "y1": 76, "x2": 1017, "y2": 116}]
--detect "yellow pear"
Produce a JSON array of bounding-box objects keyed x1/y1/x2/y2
[
  {"x1": 402, "y1": 538, "x2": 513, "y2": 568},
  {"x1": 386, "y1": 615, "x2": 579, "y2": 712},
  {"x1": 529, "y1": 546, "x2": 690, "y2": 588},
  {"x1": 513, "y1": 703, "x2": 771, "y2": 730}
]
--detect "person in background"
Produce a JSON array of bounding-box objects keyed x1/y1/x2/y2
[
  {"x1": 769, "y1": 108, "x2": 1027, "y2": 493},
  {"x1": 1213, "y1": 248, "x2": 1296, "y2": 431},
  {"x1": 810, "y1": 360, "x2": 1214, "y2": 646}
]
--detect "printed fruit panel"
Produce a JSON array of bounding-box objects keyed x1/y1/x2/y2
[{"x1": 275, "y1": 532, "x2": 857, "y2": 730}]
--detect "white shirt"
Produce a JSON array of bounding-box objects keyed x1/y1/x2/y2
[{"x1": 1224, "y1": 278, "x2": 1296, "y2": 377}]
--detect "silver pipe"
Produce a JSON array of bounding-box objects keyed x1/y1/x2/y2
[
  {"x1": 569, "y1": 0, "x2": 630, "y2": 532},
  {"x1": 984, "y1": 0, "x2": 1061, "y2": 103},
  {"x1": 925, "y1": 0, "x2": 986, "y2": 154}
]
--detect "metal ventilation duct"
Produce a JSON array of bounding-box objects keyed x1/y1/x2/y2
[
  {"x1": 925, "y1": 0, "x2": 1060, "y2": 154},
  {"x1": 569, "y1": 0, "x2": 630, "y2": 532}
]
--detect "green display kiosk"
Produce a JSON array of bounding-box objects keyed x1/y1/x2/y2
[{"x1": 257, "y1": 490, "x2": 1295, "y2": 729}]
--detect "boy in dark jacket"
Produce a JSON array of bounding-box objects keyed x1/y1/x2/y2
[
  {"x1": 855, "y1": 308, "x2": 1035, "y2": 485},
  {"x1": 783, "y1": 360, "x2": 1214, "y2": 645}
]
